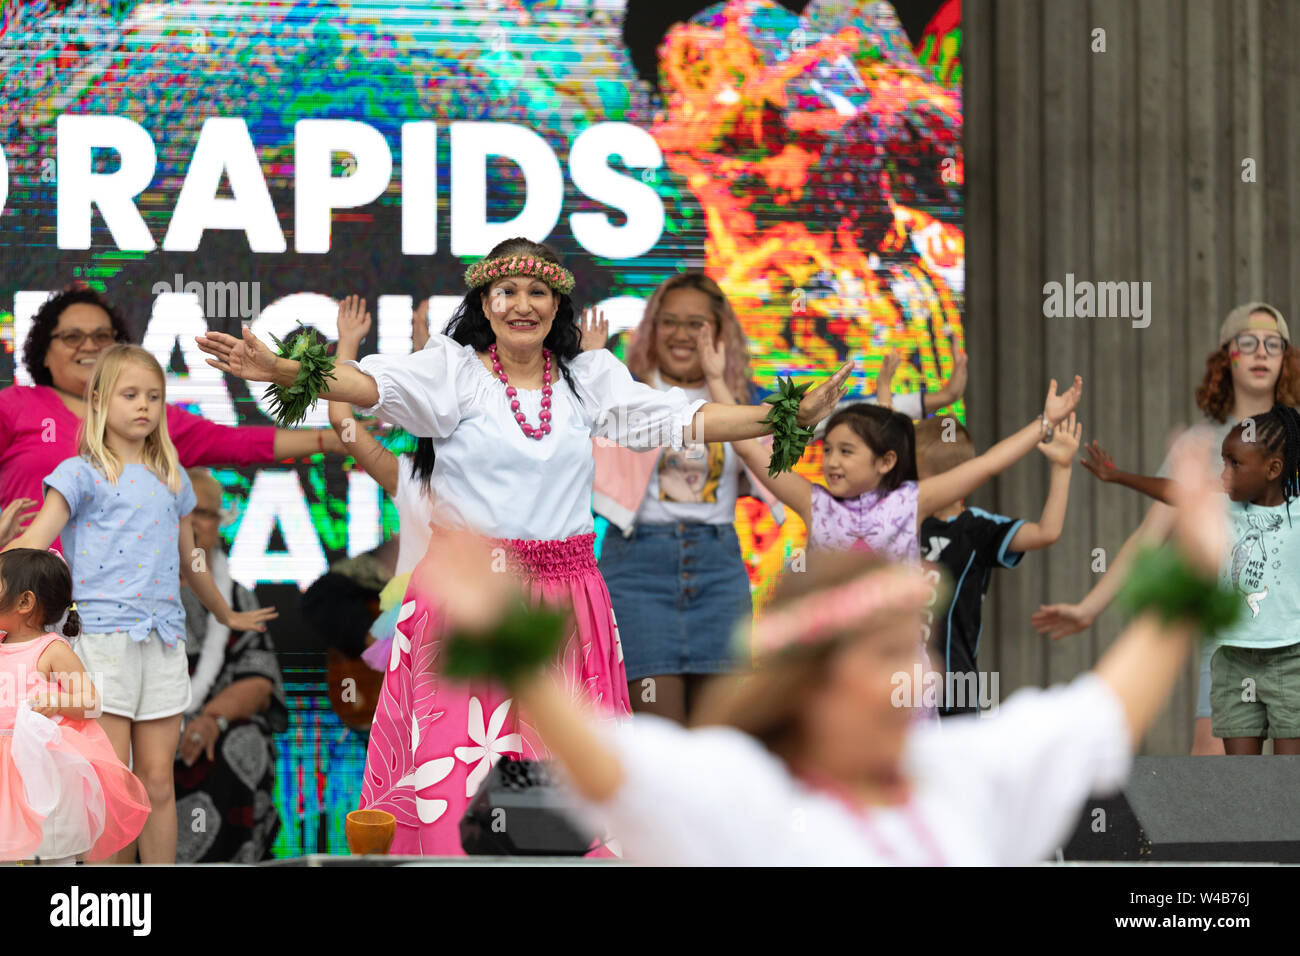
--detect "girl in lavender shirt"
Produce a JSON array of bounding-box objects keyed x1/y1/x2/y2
[
  {"x1": 730, "y1": 377, "x2": 1082, "y2": 719},
  {"x1": 731, "y1": 376, "x2": 1083, "y2": 564}
]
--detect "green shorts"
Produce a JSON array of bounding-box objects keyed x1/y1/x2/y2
[{"x1": 1210, "y1": 643, "x2": 1300, "y2": 739}]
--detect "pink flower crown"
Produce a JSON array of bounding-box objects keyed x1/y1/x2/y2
[
  {"x1": 464, "y1": 255, "x2": 576, "y2": 295},
  {"x1": 745, "y1": 566, "x2": 936, "y2": 659}
]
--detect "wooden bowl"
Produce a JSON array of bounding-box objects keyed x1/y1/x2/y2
[{"x1": 345, "y1": 809, "x2": 396, "y2": 855}]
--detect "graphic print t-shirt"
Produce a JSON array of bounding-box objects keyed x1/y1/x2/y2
[
  {"x1": 636, "y1": 373, "x2": 740, "y2": 525},
  {"x1": 1216, "y1": 497, "x2": 1300, "y2": 649}
]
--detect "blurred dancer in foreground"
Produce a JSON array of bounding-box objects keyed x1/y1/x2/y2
[{"x1": 416, "y1": 430, "x2": 1232, "y2": 865}]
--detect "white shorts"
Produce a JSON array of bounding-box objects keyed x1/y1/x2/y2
[{"x1": 72, "y1": 631, "x2": 191, "y2": 721}]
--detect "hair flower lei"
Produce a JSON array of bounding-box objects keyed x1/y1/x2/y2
[{"x1": 464, "y1": 255, "x2": 575, "y2": 295}]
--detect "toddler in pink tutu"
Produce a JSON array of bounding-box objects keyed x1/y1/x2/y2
[{"x1": 0, "y1": 548, "x2": 149, "y2": 863}]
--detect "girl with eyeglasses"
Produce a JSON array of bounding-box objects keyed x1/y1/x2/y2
[
  {"x1": 0, "y1": 286, "x2": 353, "y2": 550},
  {"x1": 1035, "y1": 302, "x2": 1300, "y2": 756}
]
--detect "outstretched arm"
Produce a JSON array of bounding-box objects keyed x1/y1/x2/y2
[
  {"x1": 1079, "y1": 440, "x2": 1175, "y2": 504},
  {"x1": 1031, "y1": 498, "x2": 1175, "y2": 640},
  {"x1": 917, "y1": 376, "x2": 1082, "y2": 521},
  {"x1": 196, "y1": 327, "x2": 383, "y2": 408},
  {"x1": 686, "y1": 359, "x2": 853, "y2": 444},
  {"x1": 179, "y1": 517, "x2": 279, "y2": 634},
  {"x1": 1092, "y1": 432, "x2": 1224, "y2": 745},
  {"x1": 1007, "y1": 414, "x2": 1080, "y2": 552}
]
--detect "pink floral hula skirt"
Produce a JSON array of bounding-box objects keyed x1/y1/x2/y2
[{"x1": 359, "y1": 532, "x2": 631, "y2": 855}]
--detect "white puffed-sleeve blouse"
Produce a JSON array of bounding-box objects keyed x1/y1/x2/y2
[{"x1": 346, "y1": 335, "x2": 707, "y2": 541}]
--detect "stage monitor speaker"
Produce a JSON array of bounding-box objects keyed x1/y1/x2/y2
[
  {"x1": 1062, "y1": 756, "x2": 1300, "y2": 862},
  {"x1": 460, "y1": 757, "x2": 596, "y2": 856}
]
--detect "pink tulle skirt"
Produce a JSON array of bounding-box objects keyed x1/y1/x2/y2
[
  {"x1": 0, "y1": 703, "x2": 150, "y2": 861},
  {"x1": 359, "y1": 533, "x2": 631, "y2": 855}
]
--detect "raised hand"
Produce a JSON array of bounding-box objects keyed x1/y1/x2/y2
[
  {"x1": 697, "y1": 321, "x2": 726, "y2": 381},
  {"x1": 795, "y1": 360, "x2": 855, "y2": 427},
  {"x1": 196, "y1": 327, "x2": 281, "y2": 383},
  {"x1": 1039, "y1": 413, "x2": 1082, "y2": 467},
  {"x1": 1042, "y1": 375, "x2": 1083, "y2": 427},
  {"x1": 1079, "y1": 439, "x2": 1121, "y2": 483},
  {"x1": 410, "y1": 298, "x2": 431, "y2": 352},
  {"x1": 579, "y1": 307, "x2": 609, "y2": 352},
  {"x1": 336, "y1": 294, "x2": 372, "y2": 347},
  {"x1": 944, "y1": 329, "x2": 968, "y2": 401},
  {"x1": 875, "y1": 348, "x2": 901, "y2": 409}
]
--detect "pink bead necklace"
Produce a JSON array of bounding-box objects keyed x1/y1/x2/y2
[{"x1": 490, "y1": 343, "x2": 552, "y2": 440}]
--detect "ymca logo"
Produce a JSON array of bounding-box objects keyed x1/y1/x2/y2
[{"x1": 924, "y1": 536, "x2": 951, "y2": 562}]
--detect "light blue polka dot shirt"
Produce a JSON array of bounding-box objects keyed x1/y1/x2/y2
[{"x1": 44, "y1": 457, "x2": 196, "y2": 648}]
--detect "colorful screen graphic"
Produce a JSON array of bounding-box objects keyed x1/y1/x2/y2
[{"x1": 0, "y1": 0, "x2": 962, "y2": 855}]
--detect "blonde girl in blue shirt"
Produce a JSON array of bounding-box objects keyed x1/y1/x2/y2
[{"x1": 6, "y1": 345, "x2": 277, "y2": 862}]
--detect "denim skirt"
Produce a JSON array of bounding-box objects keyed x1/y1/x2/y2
[{"x1": 599, "y1": 522, "x2": 754, "y2": 681}]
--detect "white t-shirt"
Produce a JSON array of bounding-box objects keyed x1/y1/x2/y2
[
  {"x1": 349, "y1": 335, "x2": 706, "y2": 541},
  {"x1": 636, "y1": 371, "x2": 741, "y2": 526},
  {"x1": 392, "y1": 455, "x2": 435, "y2": 575},
  {"x1": 572, "y1": 673, "x2": 1131, "y2": 865}
]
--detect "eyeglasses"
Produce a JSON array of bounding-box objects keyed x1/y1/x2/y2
[
  {"x1": 1233, "y1": 333, "x2": 1288, "y2": 356},
  {"x1": 660, "y1": 318, "x2": 711, "y2": 335},
  {"x1": 51, "y1": 329, "x2": 117, "y2": 349}
]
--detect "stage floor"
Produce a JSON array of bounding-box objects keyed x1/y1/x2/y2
[{"x1": 261, "y1": 854, "x2": 619, "y2": 866}]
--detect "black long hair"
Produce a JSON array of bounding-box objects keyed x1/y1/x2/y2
[
  {"x1": 24, "y1": 285, "x2": 131, "y2": 387},
  {"x1": 410, "y1": 437, "x2": 436, "y2": 493},
  {"x1": 0, "y1": 549, "x2": 81, "y2": 638},
  {"x1": 444, "y1": 237, "x2": 583, "y2": 399},
  {"x1": 822, "y1": 403, "x2": 918, "y2": 494},
  {"x1": 1249, "y1": 404, "x2": 1300, "y2": 522}
]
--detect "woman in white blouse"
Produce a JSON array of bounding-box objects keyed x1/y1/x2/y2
[
  {"x1": 411, "y1": 429, "x2": 1226, "y2": 865},
  {"x1": 196, "y1": 237, "x2": 852, "y2": 854}
]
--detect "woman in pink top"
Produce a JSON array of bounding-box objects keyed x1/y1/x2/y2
[{"x1": 0, "y1": 286, "x2": 348, "y2": 529}]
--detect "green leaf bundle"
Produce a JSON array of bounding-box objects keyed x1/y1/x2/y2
[
  {"x1": 263, "y1": 327, "x2": 337, "y2": 427},
  {"x1": 443, "y1": 601, "x2": 569, "y2": 684},
  {"x1": 760, "y1": 376, "x2": 816, "y2": 477},
  {"x1": 1116, "y1": 545, "x2": 1241, "y2": 638}
]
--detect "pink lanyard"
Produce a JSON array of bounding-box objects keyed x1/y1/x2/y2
[{"x1": 800, "y1": 771, "x2": 948, "y2": 867}]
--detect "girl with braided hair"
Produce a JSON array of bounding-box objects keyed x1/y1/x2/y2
[
  {"x1": 1039, "y1": 302, "x2": 1299, "y2": 755},
  {"x1": 1073, "y1": 404, "x2": 1300, "y2": 755}
]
